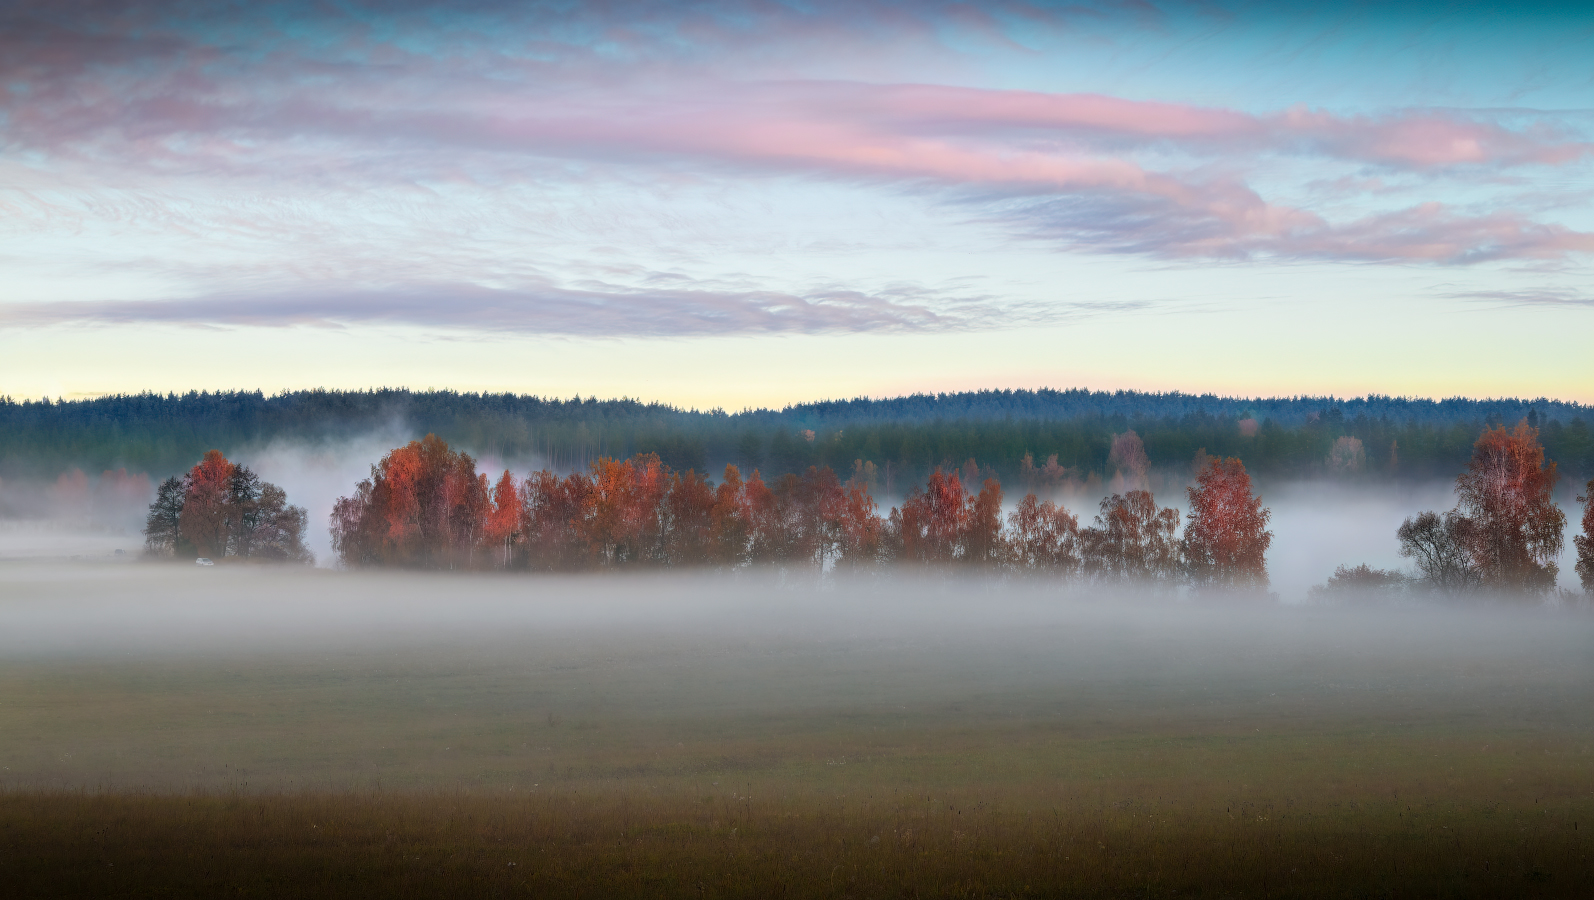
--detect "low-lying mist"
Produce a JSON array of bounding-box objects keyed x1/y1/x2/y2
[
  {"x1": 2, "y1": 562, "x2": 1587, "y2": 668},
  {"x1": 2, "y1": 563, "x2": 1590, "y2": 797}
]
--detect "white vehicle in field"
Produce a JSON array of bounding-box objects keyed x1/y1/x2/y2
[{"x1": 195, "y1": 557, "x2": 215, "y2": 566}]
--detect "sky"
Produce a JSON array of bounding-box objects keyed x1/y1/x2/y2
[{"x1": 2, "y1": 0, "x2": 1592, "y2": 408}]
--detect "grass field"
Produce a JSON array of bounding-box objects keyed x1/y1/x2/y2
[{"x1": 1, "y1": 564, "x2": 1590, "y2": 896}]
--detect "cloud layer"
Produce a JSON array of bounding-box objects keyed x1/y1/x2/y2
[{"x1": 3, "y1": 1, "x2": 1593, "y2": 333}]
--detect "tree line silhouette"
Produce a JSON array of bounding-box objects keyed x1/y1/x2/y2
[{"x1": 11, "y1": 389, "x2": 1594, "y2": 488}]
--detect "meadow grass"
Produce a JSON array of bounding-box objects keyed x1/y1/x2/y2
[{"x1": 1, "y1": 568, "x2": 1591, "y2": 895}]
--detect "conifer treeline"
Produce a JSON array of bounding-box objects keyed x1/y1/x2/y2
[
  {"x1": 326, "y1": 433, "x2": 1274, "y2": 589},
  {"x1": 8, "y1": 389, "x2": 1593, "y2": 486}
]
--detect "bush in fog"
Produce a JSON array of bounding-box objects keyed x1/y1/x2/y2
[
  {"x1": 143, "y1": 450, "x2": 311, "y2": 563},
  {"x1": 1396, "y1": 511, "x2": 1480, "y2": 594},
  {"x1": 1307, "y1": 564, "x2": 1409, "y2": 604}
]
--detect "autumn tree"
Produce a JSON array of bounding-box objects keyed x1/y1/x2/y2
[
  {"x1": 145, "y1": 450, "x2": 309, "y2": 562},
  {"x1": 744, "y1": 469, "x2": 794, "y2": 564},
  {"x1": 1108, "y1": 430, "x2": 1149, "y2": 491},
  {"x1": 662, "y1": 468, "x2": 717, "y2": 566},
  {"x1": 834, "y1": 470, "x2": 884, "y2": 568},
  {"x1": 329, "y1": 434, "x2": 487, "y2": 568},
  {"x1": 742, "y1": 467, "x2": 840, "y2": 570},
  {"x1": 519, "y1": 468, "x2": 596, "y2": 571},
  {"x1": 798, "y1": 465, "x2": 848, "y2": 570},
  {"x1": 1576, "y1": 480, "x2": 1594, "y2": 593},
  {"x1": 143, "y1": 475, "x2": 189, "y2": 557},
  {"x1": 1396, "y1": 510, "x2": 1479, "y2": 594},
  {"x1": 583, "y1": 454, "x2": 671, "y2": 566},
  {"x1": 1007, "y1": 493, "x2": 1080, "y2": 574},
  {"x1": 897, "y1": 468, "x2": 969, "y2": 564},
  {"x1": 709, "y1": 464, "x2": 754, "y2": 567},
  {"x1": 1079, "y1": 490, "x2": 1181, "y2": 583},
  {"x1": 964, "y1": 478, "x2": 1006, "y2": 566},
  {"x1": 179, "y1": 450, "x2": 235, "y2": 558},
  {"x1": 484, "y1": 470, "x2": 522, "y2": 567},
  {"x1": 1453, "y1": 421, "x2": 1565, "y2": 593},
  {"x1": 894, "y1": 469, "x2": 1007, "y2": 567},
  {"x1": 1181, "y1": 457, "x2": 1271, "y2": 591},
  {"x1": 1326, "y1": 436, "x2": 1366, "y2": 476}
]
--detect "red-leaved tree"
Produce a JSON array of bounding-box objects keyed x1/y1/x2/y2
[
  {"x1": 1454, "y1": 422, "x2": 1565, "y2": 593},
  {"x1": 330, "y1": 434, "x2": 488, "y2": 569},
  {"x1": 1576, "y1": 479, "x2": 1594, "y2": 593},
  {"x1": 1079, "y1": 490, "x2": 1181, "y2": 583},
  {"x1": 1182, "y1": 457, "x2": 1271, "y2": 591},
  {"x1": 1007, "y1": 493, "x2": 1080, "y2": 573}
]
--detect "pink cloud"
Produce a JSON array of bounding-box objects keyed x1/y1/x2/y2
[{"x1": 3, "y1": 10, "x2": 1592, "y2": 267}]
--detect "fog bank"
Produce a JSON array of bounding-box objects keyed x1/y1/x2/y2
[{"x1": 2, "y1": 563, "x2": 1588, "y2": 665}]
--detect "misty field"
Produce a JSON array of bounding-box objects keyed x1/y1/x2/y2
[{"x1": 1, "y1": 564, "x2": 1590, "y2": 897}]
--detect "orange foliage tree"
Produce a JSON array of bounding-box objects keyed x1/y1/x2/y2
[
  {"x1": 1078, "y1": 490, "x2": 1181, "y2": 583},
  {"x1": 1575, "y1": 479, "x2": 1594, "y2": 593},
  {"x1": 1181, "y1": 457, "x2": 1271, "y2": 590},
  {"x1": 834, "y1": 471, "x2": 884, "y2": 569},
  {"x1": 1454, "y1": 422, "x2": 1565, "y2": 593},
  {"x1": 895, "y1": 468, "x2": 1006, "y2": 566},
  {"x1": 1007, "y1": 493, "x2": 1080, "y2": 573},
  {"x1": 897, "y1": 468, "x2": 968, "y2": 564},
  {"x1": 520, "y1": 468, "x2": 595, "y2": 571},
  {"x1": 144, "y1": 450, "x2": 309, "y2": 562},
  {"x1": 179, "y1": 449, "x2": 235, "y2": 558},
  {"x1": 330, "y1": 434, "x2": 488, "y2": 568},
  {"x1": 709, "y1": 465, "x2": 755, "y2": 567},
  {"x1": 484, "y1": 470, "x2": 522, "y2": 567}
]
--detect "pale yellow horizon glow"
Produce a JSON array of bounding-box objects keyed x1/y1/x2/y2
[{"x1": 5, "y1": 294, "x2": 1591, "y2": 410}]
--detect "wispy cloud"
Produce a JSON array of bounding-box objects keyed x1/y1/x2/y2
[
  {"x1": 1007, "y1": 196, "x2": 1594, "y2": 263},
  {"x1": 1445, "y1": 286, "x2": 1594, "y2": 308},
  {"x1": 0, "y1": 280, "x2": 1062, "y2": 335}
]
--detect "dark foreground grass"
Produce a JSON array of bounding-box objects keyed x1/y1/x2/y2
[{"x1": 2, "y1": 785, "x2": 1589, "y2": 898}]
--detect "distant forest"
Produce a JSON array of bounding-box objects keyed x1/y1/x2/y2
[{"x1": 3, "y1": 388, "x2": 1592, "y2": 489}]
